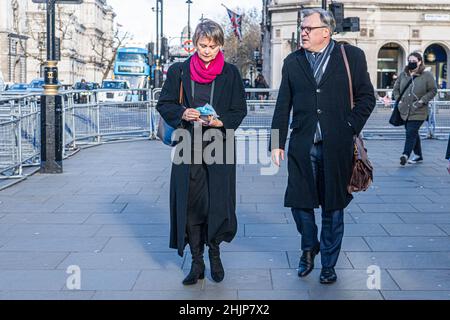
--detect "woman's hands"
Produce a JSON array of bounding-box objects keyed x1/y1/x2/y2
[
  {"x1": 204, "y1": 119, "x2": 223, "y2": 128},
  {"x1": 182, "y1": 108, "x2": 223, "y2": 127},
  {"x1": 182, "y1": 108, "x2": 200, "y2": 121}
]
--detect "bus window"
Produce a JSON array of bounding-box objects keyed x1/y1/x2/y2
[{"x1": 117, "y1": 53, "x2": 147, "y2": 63}]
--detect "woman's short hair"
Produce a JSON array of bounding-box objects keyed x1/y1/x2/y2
[
  {"x1": 301, "y1": 8, "x2": 336, "y2": 33},
  {"x1": 408, "y1": 51, "x2": 423, "y2": 62},
  {"x1": 192, "y1": 19, "x2": 225, "y2": 47}
]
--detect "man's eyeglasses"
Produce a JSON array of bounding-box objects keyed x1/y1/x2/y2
[{"x1": 300, "y1": 26, "x2": 328, "y2": 35}]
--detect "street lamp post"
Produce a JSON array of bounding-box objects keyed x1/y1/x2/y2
[
  {"x1": 32, "y1": 0, "x2": 82, "y2": 173},
  {"x1": 186, "y1": 0, "x2": 192, "y2": 40},
  {"x1": 153, "y1": 0, "x2": 164, "y2": 88},
  {"x1": 160, "y1": 0, "x2": 164, "y2": 44},
  {"x1": 155, "y1": 0, "x2": 159, "y2": 59},
  {"x1": 41, "y1": 0, "x2": 62, "y2": 173}
]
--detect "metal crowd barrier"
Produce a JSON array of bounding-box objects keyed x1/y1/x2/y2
[
  {"x1": 0, "y1": 89, "x2": 154, "y2": 178},
  {"x1": 238, "y1": 89, "x2": 450, "y2": 139},
  {"x1": 61, "y1": 89, "x2": 153, "y2": 147},
  {"x1": 1, "y1": 87, "x2": 449, "y2": 179},
  {"x1": 368, "y1": 89, "x2": 450, "y2": 139},
  {"x1": 0, "y1": 94, "x2": 40, "y2": 177}
]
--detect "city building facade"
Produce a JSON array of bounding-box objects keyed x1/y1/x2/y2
[
  {"x1": 262, "y1": 0, "x2": 450, "y2": 89},
  {"x1": 0, "y1": 0, "x2": 115, "y2": 85}
]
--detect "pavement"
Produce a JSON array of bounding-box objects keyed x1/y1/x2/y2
[{"x1": 0, "y1": 137, "x2": 449, "y2": 300}]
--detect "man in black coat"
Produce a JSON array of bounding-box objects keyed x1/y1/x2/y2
[{"x1": 271, "y1": 9, "x2": 376, "y2": 284}]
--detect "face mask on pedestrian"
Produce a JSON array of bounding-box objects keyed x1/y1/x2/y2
[{"x1": 408, "y1": 61, "x2": 418, "y2": 71}]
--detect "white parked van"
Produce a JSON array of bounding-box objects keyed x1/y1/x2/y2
[{"x1": 98, "y1": 79, "x2": 131, "y2": 102}]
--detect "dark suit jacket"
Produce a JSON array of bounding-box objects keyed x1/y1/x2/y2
[{"x1": 271, "y1": 43, "x2": 376, "y2": 211}]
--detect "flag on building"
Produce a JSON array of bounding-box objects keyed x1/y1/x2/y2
[{"x1": 223, "y1": 5, "x2": 243, "y2": 41}]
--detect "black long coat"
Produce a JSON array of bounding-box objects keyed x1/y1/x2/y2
[
  {"x1": 156, "y1": 58, "x2": 247, "y2": 256},
  {"x1": 271, "y1": 44, "x2": 376, "y2": 211}
]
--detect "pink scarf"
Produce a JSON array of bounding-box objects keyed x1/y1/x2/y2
[{"x1": 190, "y1": 51, "x2": 225, "y2": 84}]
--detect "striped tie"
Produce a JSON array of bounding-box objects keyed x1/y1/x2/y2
[
  {"x1": 311, "y1": 52, "x2": 325, "y2": 83},
  {"x1": 309, "y1": 52, "x2": 324, "y2": 143}
]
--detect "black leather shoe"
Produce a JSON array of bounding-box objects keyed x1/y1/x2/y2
[
  {"x1": 319, "y1": 267, "x2": 337, "y2": 284},
  {"x1": 297, "y1": 245, "x2": 320, "y2": 278}
]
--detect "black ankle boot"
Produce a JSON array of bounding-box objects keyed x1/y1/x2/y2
[
  {"x1": 208, "y1": 241, "x2": 224, "y2": 282},
  {"x1": 182, "y1": 259, "x2": 205, "y2": 285},
  {"x1": 183, "y1": 224, "x2": 205, "y2": 286}
]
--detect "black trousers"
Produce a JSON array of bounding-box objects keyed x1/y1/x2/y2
[
  {"x1": 403, "y1": 120, "x2": 424, "y2": 158},
  {"x1": 291, "y1": 142, "x2": 344, "y2": 269},
  {"x1": 187, "y1": 163, "x2": 209, "y2": 226}
]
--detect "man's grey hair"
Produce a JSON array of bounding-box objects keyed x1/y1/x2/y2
[
  {"x1": 302, "y1": 8, "x2": 336, "y2": 33},
  {"x1": 193, "y1": 19, "x2": 225, "y2": 46}
]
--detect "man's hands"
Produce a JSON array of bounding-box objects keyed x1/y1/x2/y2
[{"x1": 271, "y1": 149, "x2": 285, "y2": 167}]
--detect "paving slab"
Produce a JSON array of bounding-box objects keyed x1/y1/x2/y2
[
  {"x1": 387, "y1": 270, "x2": 450, "y2": 290},
  {"x1": 346, "y1": 252, "x2": 450, "y2": 269},
  {"x1": 57, "y1": 252, "x2": 183, "y2": 270},
  {"x1": 364, "y1": 236, "x2": 450, "y2": 252},
  {"x1": 270, "y1": 268, "x2": 400, "y2": 291}
]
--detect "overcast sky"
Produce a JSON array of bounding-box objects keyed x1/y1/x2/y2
[{"x1": 108, "y1": 0, "x2": 262, "y2": 45}]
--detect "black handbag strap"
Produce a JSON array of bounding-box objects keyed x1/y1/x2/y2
[
  {"x1": 191, "y1": 79, "x2": 215, "y2": 106},
  {"x1": 179, "y1": 68, "x2": 184, "y2": 105},
  {"x1": 396, "y1": 78, "x2": 413, "y2": 103},
  {"x1": 179, "y1": 80, "x2": 184, "y2": 105}
]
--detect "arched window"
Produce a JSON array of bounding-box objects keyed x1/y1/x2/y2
[
  {"x1": 377, "y1": 43, "x2": 404, "y2": 89},
  {"x1": 424, "y1": 44, "x2": 448, "y2": 89}
]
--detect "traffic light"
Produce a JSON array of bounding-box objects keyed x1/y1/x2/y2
[
  {"x1": 329, "y1": 2, "x2": 344, "y2": 33},
  {"x1": 147, "y1": 42, "x2": 155, "y2": 66},
  {"x1": 160, "y1": 37, "x2": 168, "y2": 64},
  {"x1": 328, "y1": 2, "x2": 360, "y2": 33},
  {"x1": 343, "y1": 17, "x2": 360, "y2": 32}
]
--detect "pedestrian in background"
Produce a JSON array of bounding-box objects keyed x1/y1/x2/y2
[
  {"x1": 156, "y1": 19, "x2": 247, "y2": 286},
  {"x1": 392, "y1": 52, "x2": 437, "y2": 165},
  {"x1": 255, "y1": 73, "x2": 269, "y2": 101}
]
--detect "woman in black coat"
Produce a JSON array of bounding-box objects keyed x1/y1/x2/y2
[{"x1": 156, "y1": 19, "x2": 247, "y2": 285}]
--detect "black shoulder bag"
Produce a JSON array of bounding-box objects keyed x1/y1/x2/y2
[{"x1": 389, "y1": 78, "x2": 413, "y2": 127}]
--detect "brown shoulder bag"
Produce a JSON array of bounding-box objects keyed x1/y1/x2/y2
[{"x1": 341, "y1": 45, "x2": 374, "y2": 193}]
